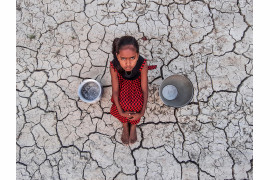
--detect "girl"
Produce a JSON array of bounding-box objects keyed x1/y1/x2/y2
[{"x1": 110, "y1": 36, "x2": 157, "y2": 145}]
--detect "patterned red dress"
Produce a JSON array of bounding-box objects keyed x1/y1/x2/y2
[{"x1": 110, "y1": 58, "x2": 157, "y2": 125}]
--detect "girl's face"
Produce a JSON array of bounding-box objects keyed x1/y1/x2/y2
[{"x1": 116, "y1": 48, "x2": 139, "y2": 71}]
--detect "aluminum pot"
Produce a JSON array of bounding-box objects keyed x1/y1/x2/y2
[{"x1": 159, "y1": 75, "x2": 194, "y2": 108}]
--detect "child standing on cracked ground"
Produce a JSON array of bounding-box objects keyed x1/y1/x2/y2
[{"x1": 110, "y1": 36, "x2": 157, "y2": 145}]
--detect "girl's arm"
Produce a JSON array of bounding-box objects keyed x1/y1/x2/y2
[
  {"x1": 139, "y1": 61, "x2": 148, "y2": 116},
  {"x1": 110, "y1": 65, "x2": 124, "y2": 115}
]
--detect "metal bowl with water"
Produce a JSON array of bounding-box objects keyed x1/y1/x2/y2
[{"x1": 78, "y1": 79, "x2": 103, "y2": 103}]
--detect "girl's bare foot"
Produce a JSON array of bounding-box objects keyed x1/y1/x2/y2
[
  {"x1": 121, "y1": 123, "x2": 129, "y2": 145},
  {"x1": 129, "y1": 124, "x2": 137, "y2": 144}
]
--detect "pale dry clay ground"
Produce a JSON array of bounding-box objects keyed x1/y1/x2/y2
[{"x1": 16, "y1": 0, "x2": 253, "y2": 179}]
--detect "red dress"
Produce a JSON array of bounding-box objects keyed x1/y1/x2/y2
[{"x1": 110, "y1": 59, "x2": 157, "y2": 125}]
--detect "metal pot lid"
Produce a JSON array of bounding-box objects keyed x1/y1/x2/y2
[{"x1": 159, "y1": 75, "x2": 194, "y2": 108}]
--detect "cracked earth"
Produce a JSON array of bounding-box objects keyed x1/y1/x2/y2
[{"x1": 16, "y1": 0, "x2": 253, "y2": 179}]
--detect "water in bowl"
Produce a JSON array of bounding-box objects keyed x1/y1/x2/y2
[{"x1": 81, "y1": 82, "x2": 100, "y2": 101}]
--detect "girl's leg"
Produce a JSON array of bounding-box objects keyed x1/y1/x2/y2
[
  {"x1": 121, "y1": 122, "x2": 129, "y2": 145},
  {"x1": 129, "y1": 122, "x2": 138, "y2": 144}
]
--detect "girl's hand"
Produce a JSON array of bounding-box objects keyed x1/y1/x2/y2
[
  {"x1": 128, "y1": 113, "x2": 143, "y2": 121},
  {"x1": 120, "y1": 111, "x2": 136, "y2": 118}
]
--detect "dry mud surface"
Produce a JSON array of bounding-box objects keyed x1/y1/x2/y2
[{"x1": 16, "y1": 0, "x2": 253, "y2": 179}]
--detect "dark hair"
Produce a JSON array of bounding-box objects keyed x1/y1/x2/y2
[{"x1": 112, "y1": 36, "x2": 139, "y2": 73}]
